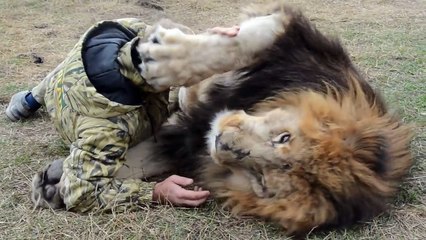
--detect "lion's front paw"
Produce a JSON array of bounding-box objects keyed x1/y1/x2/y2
[
  {"x1": 138, "y1": 26, "x2": 197, "y2": 91},
  {"x1": 31, "y1": 159, "x2": 65, "y2": 209}
]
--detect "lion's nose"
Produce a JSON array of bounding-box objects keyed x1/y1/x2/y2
[
  {"x1": 215, "y1": 133, "x2": 250, "y2": 160},
  {"x1": 215, "y1": 133, "x2": 233, "y2": 151}
]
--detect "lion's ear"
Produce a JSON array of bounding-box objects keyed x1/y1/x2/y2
[
  {"x1": 346, "y1": 118, "x2": 412, "y2": 181},
  {"x1": 347, "y1": 129, "x2": 388, "y2": 175},
  {"x1": 312, "y1": 126, "x2": 389, "y2": 191}
]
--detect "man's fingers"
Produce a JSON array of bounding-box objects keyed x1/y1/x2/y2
[
  {"x1": 168, "y1": 175, "x2": 194, "y2": 186},
  {"x1": 179, "y1": 192, "x2": 210, "y2": 207},
  {"x1": 208, "y1": 26, "x2": 240, "y2": 37},
  {"x1": 179, "y1": 188, "x2": 210, "y2": 200},
  {"x1": 180, "y1": 197, "x2": 209, "y2": 207},
  {"x1": 226, "y1": 26, "x2": 240, "y2": 36},
  {"x1": 155, "y1": 175, "x2": 210, "y2": 207}
]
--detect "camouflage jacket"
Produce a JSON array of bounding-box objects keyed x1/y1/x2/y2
[{"x1": 41, "y1": 18, "x2": 172, "y2": 212}]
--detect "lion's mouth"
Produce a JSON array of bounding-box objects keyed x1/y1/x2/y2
[{"x1": 214, "y1": 133, "x2": 222, "y2": 151}]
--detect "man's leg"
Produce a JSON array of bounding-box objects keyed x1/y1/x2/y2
[
  {"x1": 5, "y1": 61, "x2": 64, "y2": 121},
  {"x1": 31, "y1": 113, "x2": 157, "y2": 212},
  {"x1": 5, "y1": 90, "x2": 42, "y2": 121}
]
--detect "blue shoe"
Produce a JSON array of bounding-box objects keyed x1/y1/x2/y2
[{"x1": 5, "y1": 91, "x2": 41, "y2": 121}]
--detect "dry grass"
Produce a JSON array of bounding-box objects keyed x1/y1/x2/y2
[{"x1": 0, "y1": 0, "x2": 424, "y2": 239}]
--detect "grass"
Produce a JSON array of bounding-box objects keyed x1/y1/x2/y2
[{"x1": 0, "y1": 0, "x2": 425, "y2": 239}]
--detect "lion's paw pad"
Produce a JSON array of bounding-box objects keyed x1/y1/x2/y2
[{"x1": 31, "y1": 159, "x2": 65, "y2": 209}]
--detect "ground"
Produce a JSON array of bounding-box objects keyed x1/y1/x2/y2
[{"x1": 0, "y1": 0, "x2": 424, "y2": 239}]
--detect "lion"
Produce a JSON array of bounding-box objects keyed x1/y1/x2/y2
[
  {"x1": 120, "y1": 1, "x2": 413, "y2": 236},
  {"x1": 24, "y1": 0, "x2": 412, "y2": 236}
]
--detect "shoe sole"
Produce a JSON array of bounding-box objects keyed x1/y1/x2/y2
[{"x1": 5, "y1": 105, "x2": 19, "y2": 122}]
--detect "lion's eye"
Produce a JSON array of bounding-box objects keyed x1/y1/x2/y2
[{"x1": 272, "y1": 132, "x2": 291, "y2": 145}]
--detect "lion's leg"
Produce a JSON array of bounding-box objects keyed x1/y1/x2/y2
[
  {"x1": 115, "y1": 137, "x2": 174, "y2": 179},
  {"x1": 137, "y1": 12, "x2": 288, "y2": 91},
  {"x1": 177, "y1": 77, "x2": 213, "y2": 114},
  {"x1": 177, "y1": 71, "x2": 237, "y2": 114},
  {"x1": 117, "y1": 75, "x2": 233, "y2": 179}
]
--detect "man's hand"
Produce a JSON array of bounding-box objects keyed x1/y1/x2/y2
[
  {"x1": 208, "y1": 25, "x2": 240, "y2": 37},
  {"x1": 152, "y1": 175, "x2": 210, "y2": 207}
]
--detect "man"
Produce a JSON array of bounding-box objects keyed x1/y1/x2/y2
[{"x1": 5, "y1": 17, "x2": 238, "y2": 212}]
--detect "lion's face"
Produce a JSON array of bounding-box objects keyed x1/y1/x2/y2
[
  {"x1": 207, "y1": 106, "x2": 313, "y2": 197},
  {"x1": 208, "y1": 108, "x2": 306, "y2": 166},
  {"x1": 206, "y1": 89, "x2": 411, "y2": 201}
]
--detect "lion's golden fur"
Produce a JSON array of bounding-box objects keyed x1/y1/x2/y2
[{"x1": 202, "y1": 76, "x2": 412, "y2": 234}]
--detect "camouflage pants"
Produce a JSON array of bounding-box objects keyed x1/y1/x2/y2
[{"x1": 32, "y1": 57, "x2": 172, "y2": 213}]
